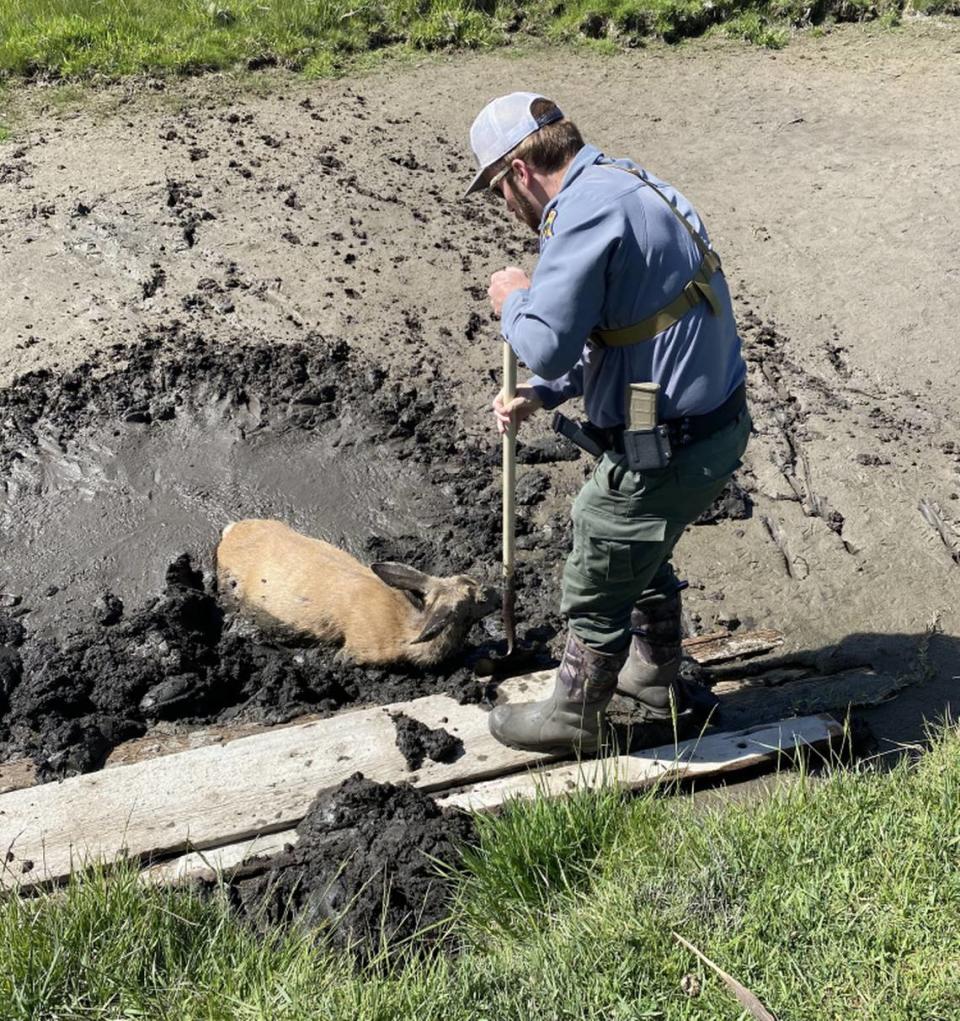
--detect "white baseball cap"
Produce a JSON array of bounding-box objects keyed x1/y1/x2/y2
[{"x1": 465, "y1": 92, "x2": 564, "y2": 197}]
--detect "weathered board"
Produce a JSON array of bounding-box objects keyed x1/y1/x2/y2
[
  {"x1": 143, "y1": 712, "x2": 841, "y2": 886},
  {"x1": 0, "y1": 632, "x2": 851, "y2": 893},
  {"x1": 103, "y1": 716, "x2": 325, "y2": 769},
  {"x1": 682, "y1": 628, "x2": 784, "y2": 665},
  {"x1": 714, "y1": 668, "x2": 904, "y2": 729},
  {"x1": 144, "y1": 829, "x2": 298, "y2": 884},
  {"x1": 437, "y1": 713, "x2": 841, "y2": 812},
  {"x1": 0, "y1": 672, "x2": 556, "y2": 891}
]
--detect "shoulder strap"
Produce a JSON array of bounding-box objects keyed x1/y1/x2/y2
[
  {"x1": 603, "y1": 164, "x2": 721, "y2": 274},
  {"x1": 587, "y1": 164, "x2": 725, "y2": 349}
]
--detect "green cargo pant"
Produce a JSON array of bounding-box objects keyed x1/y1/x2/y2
[{"x1": 561, "y1": 409, "x2": 751, "y2": 653}]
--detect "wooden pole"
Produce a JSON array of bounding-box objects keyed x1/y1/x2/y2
[{"x1": 502, "y1": 341, "x2": 517, "y2": 654}]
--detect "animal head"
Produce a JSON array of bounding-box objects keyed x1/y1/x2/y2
[{"x1": 370, "y1": 562, "x2": 498, "y2": 646}]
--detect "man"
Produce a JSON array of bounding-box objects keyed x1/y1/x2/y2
[{"x1": 465, "y1": 92, "x2": 750, "y2": 755}]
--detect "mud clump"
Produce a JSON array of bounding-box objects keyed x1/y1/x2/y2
[
  {"x1": 229, "y1": 774, "x2": 476, "y2": 958},
  {"x1": 390, "y1": 711, "x2": 464, "y2": 770},
  {"x1": 0, "y1": 614, "x2": 25, "y2": 721},
  {"x1": 2, "y1": 556, "x2": 222, "y2": 779},
  {"x1": 516, "y1": 436, "x2": 581, "y2": 464},
  {"x1": 695, "y1": 477, "x2": 753, "y2": 524}
]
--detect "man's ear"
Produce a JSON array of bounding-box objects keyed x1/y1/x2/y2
[{"x1": 511, "y1": 157, "x2": 531, "y2": 187}]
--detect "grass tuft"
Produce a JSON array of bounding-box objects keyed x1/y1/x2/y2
[
  {"x1": 715, "y1": 9, "x2": 791, "y2": 44},
  {"x1": 453, "y1": 772, "x2": 643, "y2": 938},
  {"x1": 0, "y1": 861, "x2": 344, "y2": 1019}
]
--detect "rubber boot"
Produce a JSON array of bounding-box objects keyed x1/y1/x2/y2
[
  {"x1": 488, "y1": 631, "x2": 626, "y2": 754},
  {"x1": 616, "y1": 587, "x2": 685, "y2": 720}
]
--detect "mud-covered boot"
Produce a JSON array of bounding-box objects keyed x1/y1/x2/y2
[
  {"x1": 617, "y1": 587, "x2": 686, "y2": 720},
  {"x1": 488, "y1": 631, "x2": 626, "y2": 754}
]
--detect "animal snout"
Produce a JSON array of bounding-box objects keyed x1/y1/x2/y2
[{"x1": 477, "y1": 584, "x2": 500, "y2": 615}]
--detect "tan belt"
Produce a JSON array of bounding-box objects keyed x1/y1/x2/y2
[{"x1": 590, "y1": 165, "x2": 724, "y2": 350}]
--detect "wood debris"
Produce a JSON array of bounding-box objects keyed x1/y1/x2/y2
[{"x1": 919, "y1": 498, "x2": 960, "y2": 564}]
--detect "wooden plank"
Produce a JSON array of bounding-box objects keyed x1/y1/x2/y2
[
  {"x1": 715, "y1": 668, "x2": 906, "y2": 729},
  {"x1": 0, "y1": 671, "x2": 556, "y2": 891},
  {"x1": 145, "y1": 713, "x2": 840, "y2": 886},
  {"x1": 682, "y1": 628, "x2": 784, "y2": 665},
  {"x1": 143, "y1": 830, "x2": 298, "y2": 885},
  {"x1": 436, "y1": 714, "x2": 841, "y2": 812},
  {"x1": 103, "y1": 718, "x2": 323, "y2": 769},
  {"x1": 712, "y1": 666, "x2": 811, "y2": 690},
  {"x1": 0, "y1": 723, "x2": 320, "y2": 799}
]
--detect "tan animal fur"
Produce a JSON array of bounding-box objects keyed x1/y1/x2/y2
[{"x1": 216, "y1": 519, "x2": 497, "y2": 667}]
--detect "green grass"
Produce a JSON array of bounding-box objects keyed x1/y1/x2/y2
[
  {"x1": 0, "y1": 0, "x2": 952, "y2": 83},
  {"x1": 454, "y1": 772, "x2": 635, "y2": 939},
  {"x1": 907, "y1": 0, "x2": 959, "y2": 13},
  {"x1": 713, "y1": 9, "x2": 790, "y2": 46},
  {"x1": 5, "y1": 723, "x2": 960, "y2": 1019},
  {"x1": 0, "y1": 0, "x2": 503, "y2": 80}
]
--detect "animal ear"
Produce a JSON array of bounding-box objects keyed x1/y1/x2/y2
[
  {"x1": 411, "y1": 607, "x2": 455, "y2": 645},
  {"x1": 399, "y1": 589, "x2": 425, "y2": 612},
  {"x1": 370, "y1": 562, "x2": 430, "y2": 595}
]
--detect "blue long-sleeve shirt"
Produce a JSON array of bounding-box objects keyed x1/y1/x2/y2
[{"x1": 500, "y1": 144, "x2": 746, "y2": 428}]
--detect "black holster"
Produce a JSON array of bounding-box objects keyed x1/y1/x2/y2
[
  {"x1": 551, "y1": 411, "x2": 605, "y2": 459},
  {"x1": 622, "y1": 426, "x2": 673, "y2": 471}
]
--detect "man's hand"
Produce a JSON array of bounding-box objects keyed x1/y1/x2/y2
[
  {"x1": 493, "y1": 383, "x2": 543, "y2": 436},
  {"x1": 488, "y1": 266, "x2": 531, "y2": 318}
]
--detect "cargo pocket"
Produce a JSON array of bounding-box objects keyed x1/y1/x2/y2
[
  {"x1": 596, "y1": 452, "x2": 672, "y2": 505},
  {"x1": 574, "y1": 517, "x2": 668, "y2": 585}
]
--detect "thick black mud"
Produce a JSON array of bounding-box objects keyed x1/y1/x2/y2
[{"x1": 227, "y1": 773, "x2": 476, "y2": 959}]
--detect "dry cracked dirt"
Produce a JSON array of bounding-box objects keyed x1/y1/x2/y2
[{"x1": 0, "y1": 23, "x2": 959, "y2": 946}]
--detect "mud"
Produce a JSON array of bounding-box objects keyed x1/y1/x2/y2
[
  {"x1": 228, "y1": 773, "x2": 475, "y2": 957},
  {"x1": 0, "y1": 328, "x2": 437, "y2": 635},
  {"x1": 694, "y1": 477, "x2": 752, "y2": 525},
  {"x1": 0, "y1": 308, "x2": 912, "y2": 779},
  {"x1": 390, "y1": 711, "x2": 464, "y2": 771}
]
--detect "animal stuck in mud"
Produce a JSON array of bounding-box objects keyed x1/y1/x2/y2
[{"x1": 216, "y1": 518, "x2": 498, "y2": 665}]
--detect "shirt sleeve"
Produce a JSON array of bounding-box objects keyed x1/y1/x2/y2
[
  {"x1": 527, "y1": 359, "x2": 585, "y2": 410},
  {"x1": 500, "y1": 196, "x2": 623, "y2": 381}
]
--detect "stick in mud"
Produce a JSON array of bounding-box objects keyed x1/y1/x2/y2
[
  {"x1": 918, "y1": 498, "x2": 960, "y2": 565},
  {"x1": 760, "y1": 514, "x2": 809, "y2": 580}
]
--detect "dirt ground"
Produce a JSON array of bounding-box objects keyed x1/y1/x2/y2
[{"x1": 1, "y1": 21, "x2": 959, "y2": 774}]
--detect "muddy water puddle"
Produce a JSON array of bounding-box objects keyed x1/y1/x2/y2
[{"x1": 1, "y1": 396, "x2": 430, "y2": 635}]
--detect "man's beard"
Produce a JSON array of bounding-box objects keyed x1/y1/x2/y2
[{"x1": 512, "y1": 185, "x2": 541, "y2": 234}]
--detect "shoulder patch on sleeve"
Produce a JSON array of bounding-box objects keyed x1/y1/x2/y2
[{"x1": 541, "y1": 208, "x2": 557, "y2": 239}]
